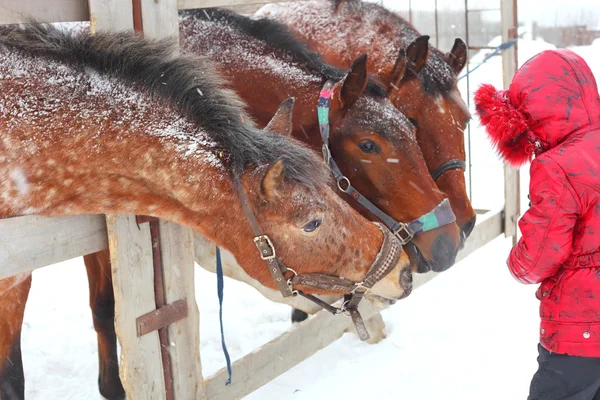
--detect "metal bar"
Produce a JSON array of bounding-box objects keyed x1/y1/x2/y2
[
  {"x1": 0, "y1": 215, "x2": 108, "y2": 280},
  {"x1": 468, "y1": 46, "x2": 498, "y2": 50},
  {"x1": 136, "y1": 299, "x2": 189, "y2": 337},
  {"x1": 148, "y1": 220, "x2": 175, "y2": 400},
  {"x1": 132, "y1": 0, "x2": 143, "y2": 33}
]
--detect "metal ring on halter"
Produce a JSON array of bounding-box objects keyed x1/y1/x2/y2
[
  {"x1": 286, "y1": 268, "x2": 299, "y2": 296},
  {"x1": 394, "y1": 224, "x2": 414, "y2": 245},
  {"x1": 339, "y1": 299, "x2": 352, "y2": 316},
  {"x1": 337, "y1": 176, "x2": 351, "y2": 193}
]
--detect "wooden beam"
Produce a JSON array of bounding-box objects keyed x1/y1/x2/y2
[
  {"x1": 140, "y1": 0, "x2": 179, "y2": 41},
  {"x1": 88, "y1": 0, "x2": 134, "y2": 33},
  {"x1": 0, "y1": 0, "x2": 88, "y2": 25},
  {"x1": 159, "y1": 220, "x2": 207, "y2": 400},
  {"x1": 501, "y1": 0, "x2": 520, "y2": 243},
  {"x1": 107, "y1": 214, "x2": 167, "y2": 400},
  {"x1": 0, "y1": 215, "x2": 107, "y2": 279}
]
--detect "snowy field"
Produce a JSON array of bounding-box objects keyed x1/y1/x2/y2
[{"x1": 15, "y1": 25, "x2": 600, "y2": 400}]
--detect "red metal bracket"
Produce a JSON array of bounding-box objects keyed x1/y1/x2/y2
[{"x1": 136, "y1": 298, "x2": 188, "y2": 337}]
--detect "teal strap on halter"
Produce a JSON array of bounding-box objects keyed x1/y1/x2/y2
[{"x1": 316, "y1": 80, "x2": 456, "y2": 245}]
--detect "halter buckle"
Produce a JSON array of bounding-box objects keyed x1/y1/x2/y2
[
  {"x1": 351, "y1": 282, "x2": 368, "y2": 294},
  {"x1": 394, "y1": 224, "x2": 414, "y2": 245},
  {"x1": 253, "y1": 235, "x2": 276, "y2": 261}
]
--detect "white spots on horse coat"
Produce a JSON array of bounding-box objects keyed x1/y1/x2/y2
[
  {"x1": 9, "y1": 168, "x2": 29, "y2": 195},
  {"x1": 386, "y1": 158, "x2": 400, "y2": 163}
]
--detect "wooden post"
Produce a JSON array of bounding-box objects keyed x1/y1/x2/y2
[
  {"x1": 106, "y1": 214, "x2": 167, "y2": 399},
  {"x1": 501, "y1": 0, "x2": 520, "y2": 244},
  {"x1": 88, "y1": 0, "x2": 134, "y2": 33}
]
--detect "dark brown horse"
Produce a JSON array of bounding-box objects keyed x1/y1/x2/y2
[
  {"x1": 257, "y1": 0, "x2": 477, "y2": 239},
  {"x1": 0, "y1": 25, "x2": 411, "y2": 399}
]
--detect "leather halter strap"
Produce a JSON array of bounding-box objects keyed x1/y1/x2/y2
[
  {"x1": 317, "y1": 81, "x2": 456, "y2": 245},
  {"x1": 431, "y1": 159, "x2": 466, "y2": 181},
  {"x1": 233, "y1": 176, "x2": 403, "y2": 340}
]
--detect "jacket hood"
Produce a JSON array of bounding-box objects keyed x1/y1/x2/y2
[{"x1": 474, "y1": 49, "x2": 600, "y2": 166}]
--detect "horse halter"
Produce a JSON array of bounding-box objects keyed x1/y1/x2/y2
[
  {"x1": 233, "y1": 176, "x2": 403, "y2": 340},
  {"x1": 430, "y1": 159, "x2": 466, "y2": 182},
  {"x1": 317, "y1": 81, "x2": 456, "y2": 246}
]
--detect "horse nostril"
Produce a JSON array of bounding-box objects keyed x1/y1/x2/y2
[
  {"x1": 431, "y1": 234, "x2": 458, "y2": 272},
  {"x1": 461, "y1": 216, "x2": 477, "y2": 240}
]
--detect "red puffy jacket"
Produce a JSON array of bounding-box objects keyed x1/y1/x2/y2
[{"x1": 475, "y1": 49, "x2": 600, "y2": 357}]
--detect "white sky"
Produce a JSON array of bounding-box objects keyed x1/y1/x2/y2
[{"x1": 382, "y1": 0, "x2": 600, "y2": 29}]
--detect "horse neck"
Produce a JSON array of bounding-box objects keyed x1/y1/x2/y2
[
  {"x1": 0, "y1": 52, "x2": 259, "y2": 257},
  {"x1": 179, "y1": 19, "x2": 324, "y2": 148}
]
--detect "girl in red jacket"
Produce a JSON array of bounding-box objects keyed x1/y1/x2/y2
[{"x1": 475, "y1": 50, "x2": 600, "y2": 400}]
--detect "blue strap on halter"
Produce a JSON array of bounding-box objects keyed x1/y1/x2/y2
[
  {"x1": 216, "y1": 246, "x2": 232, "y2": 386},
  {"x1": 317, "y1": 81, "x2": 456, "y2": 244}
]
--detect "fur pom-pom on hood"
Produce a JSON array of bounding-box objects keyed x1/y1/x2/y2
[
  {"x1": 474, "y1": 49, "x2": 600, "y2": 167},
  {"x1": 474, "y1": 84, "x2": 534, "y2": 166}
]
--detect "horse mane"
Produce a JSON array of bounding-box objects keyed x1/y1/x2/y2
[
  {"x1": 0, "y1": 23, "x2": 329, "y2": 188},
  {"x1": 181, "y1": 8, "x2": 387, "y2": 97},
  {"x1": 328, "y1": 0, "x2": 457, "y2": 95}
]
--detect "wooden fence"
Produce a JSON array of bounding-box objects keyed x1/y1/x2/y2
[{"x1": 0, "y1": 0, "x2": 519, "y2": 398}]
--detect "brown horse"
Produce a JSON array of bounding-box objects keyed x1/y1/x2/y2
[
  {"x1": 179, "y1": 8, "x2": 462, "y2": 271},
  {"x1": 257, "y1": 0, "x2": 477, "y2": 239},
  {"x1": 0, "y1": 25, "x2": 411, "y2": 399}
]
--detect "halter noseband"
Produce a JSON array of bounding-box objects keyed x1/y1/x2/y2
[
  {"x1": 234, "y1": 176, "x2": 403, "y2": 341},
  {"x1": 431, "y1": 159, "x2": 466, "y2": 181},
  {"x1": 317, "y1": 81, "x2": 456, "y2": 245}
]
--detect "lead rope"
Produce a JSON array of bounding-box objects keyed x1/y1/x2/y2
[{"x1": 216, "y1": 246, "x2": 232, "y2": 386}]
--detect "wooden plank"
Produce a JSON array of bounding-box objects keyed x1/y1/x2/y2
[
  {"x1": 205, "y1": 209, "x2": 505, "y2": 400},
  {"x1": 0, "y1": 215, "x2": 107, "y2": 279},
  {"x1": 178, "y1": 0, "x2": 295, "y2": 10},
  {"x1": 141, "y1": 0, "x2": 179, "y2": 41},
  {"x1": 107, "y1": 214, "x2": 167, "y2": 400},
  {"x1": 88, "y1": 0, "x2": 134, "y2": 32},
  {"x1": 0, "y1": 0, "x2": 88, "y2": 25},
  {"x1": 205, "y1": 299, "x2": 381, "y2": 400},
  {"x1": 159, "y1": 220, "x2": 207, "y2": 400},
  {"x1": 501, "y1": 0, "x2": 520, "y2": 243}
]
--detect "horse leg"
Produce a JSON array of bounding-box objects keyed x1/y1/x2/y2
[
  {"x1": 84, "y1": 250, "x2": 125, "y2": 400},
  {"x1": 0, "y1": 274, "x2": 32, "y2": 400}
]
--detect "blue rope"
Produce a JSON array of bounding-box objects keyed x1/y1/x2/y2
[
  {"x1": 458, "y1": 38, "x2": 518, "y2": 81},
  {"x1": 216, "y1": 246, "x2": 232, "y2": 386}
]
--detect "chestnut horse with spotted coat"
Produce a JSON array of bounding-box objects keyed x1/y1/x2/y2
[{"x1": 0, "y1": 25, "x2": 412, "y2": 399}]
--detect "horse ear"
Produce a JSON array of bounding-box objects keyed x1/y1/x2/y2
[
  {"x1": 265, "y1": 97, "x2": 295, "y2": 136},
  {"x1": 389, "y1": 49, "x2": 408, "y2": 89},
  {"x1": 405, "y1": 35, "x2": 430, "y2": 75},
  {"x1": 446, "y1": 38, "x2": 468, "y2": 75},
  {"x1": 261, "y1": 159, "x2": 286, "y2": 200},
  {"x1": 334, "y1": 54, "x2": 368, "y2": 111}
]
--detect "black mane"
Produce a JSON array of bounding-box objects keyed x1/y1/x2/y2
[
  {"x1": 0, "y1": 24, "x2": 329, "y2": 188},
  {"x1": 181, "y1": 8, "x2": 387, "y2": 97}
]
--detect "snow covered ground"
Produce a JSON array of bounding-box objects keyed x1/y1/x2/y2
[{"x1": 14, "y1": 25, "x2": 600, "y2": 400}]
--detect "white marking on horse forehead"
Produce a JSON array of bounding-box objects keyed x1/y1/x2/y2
[{"x1": 9, "y1": 167, "x2": 29, "y2": 195}]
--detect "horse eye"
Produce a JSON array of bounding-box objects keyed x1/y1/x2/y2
[
  {"x1": 408, "y1": 118, "x2": 419, "y2": 128},
  {"x1": 358, "y1": 140, "x2": 379, "y2": 154},
  {"x1": 302, "y1": 219, "x2": 322, "y2": 233}
]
